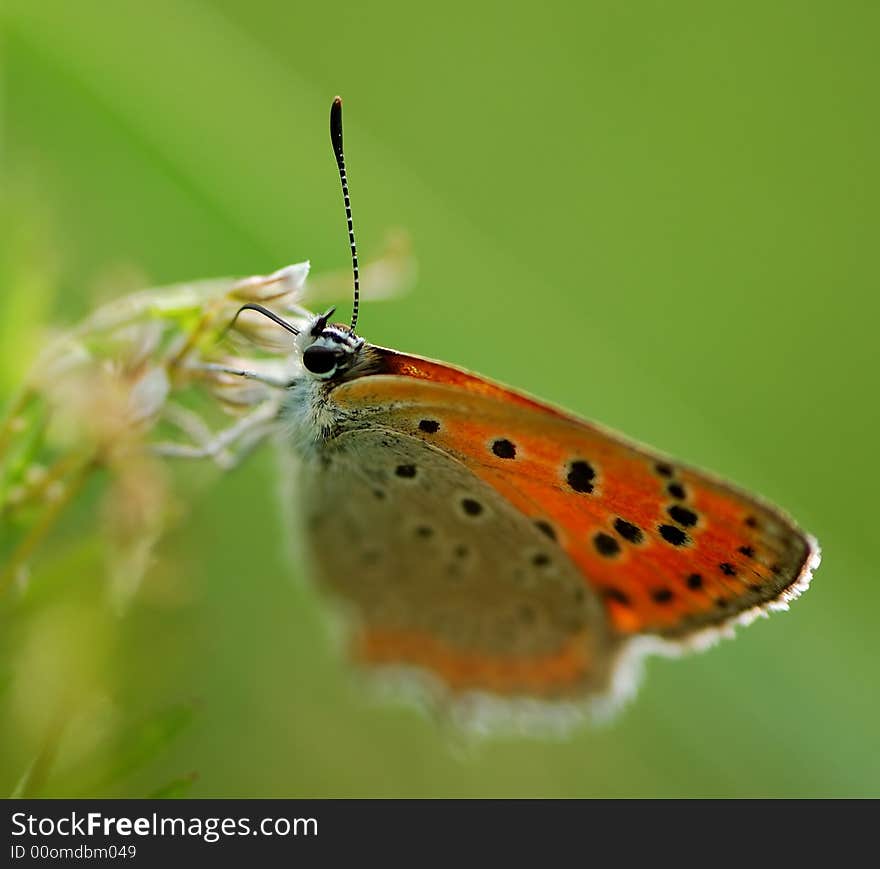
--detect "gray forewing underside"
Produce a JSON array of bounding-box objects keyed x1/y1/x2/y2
[{"x1": 299, "y1": 428, "x2": 621, "y2": 701}]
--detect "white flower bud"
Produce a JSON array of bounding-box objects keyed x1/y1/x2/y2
[{"x1": 230, "y1": 261, "x2": 310, "y2": 303}]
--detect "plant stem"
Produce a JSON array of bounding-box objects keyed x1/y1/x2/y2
[
  {"x1": 0, "y1": 389, "x2": 35, "y2": 462},
  {"x1": 10, "y1": 701, "x2": 70, "y2": 798},
  {"x1": 0, "y1": 457, "x2": 97, "y2": 595}
]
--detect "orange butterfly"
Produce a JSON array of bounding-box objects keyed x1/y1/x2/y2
[{"x1": 232, "y1": 98, "x2": 820, "y2": 723}]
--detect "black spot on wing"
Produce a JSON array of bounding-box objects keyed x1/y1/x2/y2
[
  {"x1": 614, "y1": 518, "x2": 644, "y2": 544},
  {"x1": 518, "y1": 605, "x2": 536, "y2": 624},
  {"x1": 491, "y1": 438, "x2": 517, "y2": 459},
  {"x1": 531, "y1": 552, "x2": 551, "y2": 567},
  {"x1": 461, "y1": 498, "x2": 483, "y2": 517},
  {"x1": 593, "y1": 532, "x2": 620, "y2": 557},
  {"x1": 667, "y1": 505, "x2": 698, "y2": 527},
  {"x1": 604, "y1": 588, "x2": 631, "y2": 606},
  {"x1": 535, "y1": 520, "x2": 557, "y2": 541},
  {"x1": 567, "y1": 460, "x2": 595, "y2": 493},
  {"x1": 658, "y1": 524, "x2": 689, "y2": 546},
  {"x1": 667, "y1": 482, "x2": 686, "y2": 500}
]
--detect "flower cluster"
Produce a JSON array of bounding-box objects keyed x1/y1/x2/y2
[{"x1": 0, "y1": 235, "x2": 414, "y2": 610}]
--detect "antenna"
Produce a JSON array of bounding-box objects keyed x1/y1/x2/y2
[{"x1": 330, "y1": 96, "x2": 360, "y2": 333}]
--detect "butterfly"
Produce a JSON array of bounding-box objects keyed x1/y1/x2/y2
[{"x1": 229, "y1": 98, "x2": 820, "y2": 724}]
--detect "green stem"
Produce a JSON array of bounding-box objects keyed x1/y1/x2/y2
[
  {"x1": 0, "y1": 389, "x2": 35, "y2": 463},
  {"x1": 0, "y1": 457, "x2": 97, "y2": 596},
  {"x1": 10, "y1": 701, "x2": 71, "y2": 798}
]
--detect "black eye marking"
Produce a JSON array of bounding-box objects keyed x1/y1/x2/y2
[
  {"x1": 604, "y1": 588, "x2": 631, "y2": 606},
  {"x1": 658, "y1": 524, "x2": 689, "y2": 546},
  {"x1": 415, "y1": 525, "x2": 434, "y2": 538},
  {"x1": 593, "y1": 532, "x2": 621, "y2": 557},
  {"x1": 719, "y1": 562, "x2": 737, "y2": 576},
  {"x1": 667, "y1": 505, "x2": 698, "y2": 527},
  {"x1": 395, "y1": 464, "x2": 417, "y2": 478},
  {"x1": 667, "y1": 482, "x2": 686, "y2": 500},
  {"x1": 738, "y1": 545, "x2": 755, "y2": 558},
  {"x1": 770, "y1": 563, "x2": 782, "y2": 575},
  {"x1": 686, "y1": 573, "x2": 703, "y2": 589},
  {"x1": 652, "y1": 588, "x2": 674, "y2": 604},
  {"x1": 567, "y1": 460, "x2": 595, "y2": 493},
  {"x1": 302, "y1": 344, "x2": 340, "y2": 374},
  {"x1": 744, "y1": 515, "x2": 759, "y2": 528},
  {"x1": 418, "y1": 419, "x2": 440, "y2": 433},
  {"x1": 535, "y1": 520, "x2": 557, "y2": 541},
  {"x1": 655, "y1": 462, "x2": 674, "y2": 478},
  {"x1": 613, "y1": 518, "x2": 643, "y2": 544},
  {"x1": 461, "y1": 498, "x2": 483, "y2": 517},
  {"x1": 532, "y1": 552, "x2": 551, "y2": 567},
  {"x1": 491, "y1": 438, "x2": 517, "y2": 459}
]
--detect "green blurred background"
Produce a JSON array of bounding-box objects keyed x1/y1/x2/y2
[{"x1": 1, "y1": 0, "x2": 878, "y2": 797}]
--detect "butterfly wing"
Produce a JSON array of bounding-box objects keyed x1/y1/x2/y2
[
  {"x1": 303, "y1": 346, "x2": 819, "y2": 709},
  {"x1": 300, "y1": 428, "x2": 622, "y2": 704}
]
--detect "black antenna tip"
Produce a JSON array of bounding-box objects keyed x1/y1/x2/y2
[
  {"x1": 330, "y1": 96, "x2": 343, "y2": 155},
  {"x1": 328, "y1": 96, "x2": 360, "y2": 333}
]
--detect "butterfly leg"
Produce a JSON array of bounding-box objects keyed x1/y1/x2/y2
[
  {"x1": 152, "y1": 400, "x2": 280, "y2": 469},
  {"x1": 161, "y1": 401, "x2": 235, "y2": 465},
  {"x1": 187, "y1": 361, "x2": 293, "y2": 389}
]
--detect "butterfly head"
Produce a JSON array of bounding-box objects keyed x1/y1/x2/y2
[{"x1": 297, "y1": 306, "x2": 365, "y2": 380}]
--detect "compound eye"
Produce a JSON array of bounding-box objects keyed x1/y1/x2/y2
[{"x1": 302, "y1": 344, "x2": 339, "y2": 375}]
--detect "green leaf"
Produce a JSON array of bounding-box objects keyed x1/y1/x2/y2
[{"x1": 57, "y1": 702, "x2": 199, "y2": 797}]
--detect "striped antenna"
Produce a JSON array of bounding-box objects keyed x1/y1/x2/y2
[{"x1": 330, "y1": 96, "x2": 360, "y2": 333}]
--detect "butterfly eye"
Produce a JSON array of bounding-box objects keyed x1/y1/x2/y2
[{"x1": 302, "y1": 344, "x2": 340, "y2": 376}]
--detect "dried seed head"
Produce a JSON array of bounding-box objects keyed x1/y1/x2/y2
[{"x1": 230, "y1": 262, "x2": 310, "y2": 303}]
